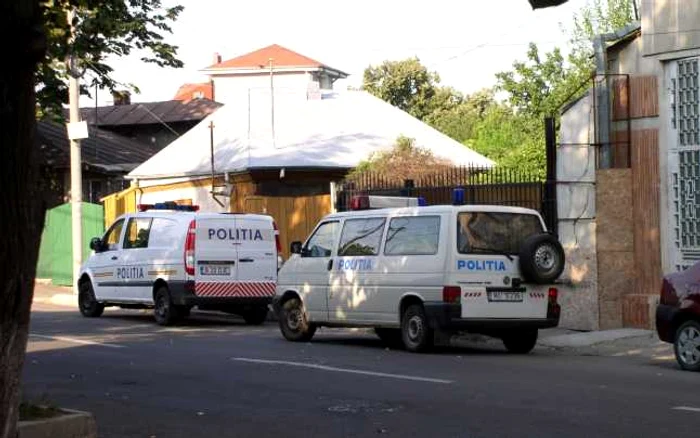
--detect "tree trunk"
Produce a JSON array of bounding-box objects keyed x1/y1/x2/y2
[{"x1": 0, "y1": 1, "x2": 45, "y2": 437}]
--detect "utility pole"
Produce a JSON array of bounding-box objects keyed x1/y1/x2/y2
[
  {"x1": 67, "y1": 8, "x2": 84, "y2": 292},
  {"x1": 269, "y1": 57, "x2": 275, "y2": 147}
]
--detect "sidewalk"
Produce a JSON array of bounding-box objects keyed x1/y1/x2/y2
[{"x1": 33, "y1": 282, "x2": 76, "y2": 307}]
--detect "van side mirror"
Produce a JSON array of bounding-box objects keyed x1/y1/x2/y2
[
  {"x1": 90, "y1": 237, "x2": 104, "y2": 252},
  {"x1": 290, "y1": 241, "x2": 303, "y2": 255}
]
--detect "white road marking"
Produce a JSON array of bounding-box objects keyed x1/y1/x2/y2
[
  {"x1": 231, "y1": 357, "x2": 453, "y2": 384},
  {"x1": 30, "y1": 334, "x2": 125, "y2": 349},
  {"x1": 672, "y1": 406, "x2": 700, "y2": 413}
]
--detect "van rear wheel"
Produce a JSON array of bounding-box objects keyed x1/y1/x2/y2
[
  {"x1": 279, "y1": 298, "x2": 316, "y2": 342},
  {"x1": 154, "y1": 287, "x2": 180, "y2": 326},
  {"x1": 401, "y1": 304, "x2": 433, "y2": 353},
  {"x1": 502, "y1": 329, "x2": 538, "y2": 354}
]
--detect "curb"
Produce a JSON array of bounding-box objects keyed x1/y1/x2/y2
[
  {"x1": 19, "y1": 408, "x2": 97, "y2": 438},
  {"x1": 33, "y1": 294, "x2": 77, "y2": 308}
]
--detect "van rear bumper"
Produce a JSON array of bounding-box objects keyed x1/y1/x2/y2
[
  {"x1": 168, "y1": 281, "x2": 273, "y2": 308},
  {"x1": 423, "y1": 302, "x2": 560, "y2": 331}
]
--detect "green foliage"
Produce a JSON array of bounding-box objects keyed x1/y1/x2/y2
[
  {"x1": 38, "y1": 0, "x2": 184, "y2": 118},
  {"x1": 362, "y1": 58, "x2": 441, "y2": 121}
]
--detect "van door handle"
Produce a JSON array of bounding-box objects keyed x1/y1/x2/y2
[
  {"x1": 327, "y1": 259, "x2": 333, "y2": 271},
  {"x1": 111, "y1": 256, "x2": 118, "y2": 261},
  {"x1": 239, "y1": 258, "x2": 255, "y2": 263}
]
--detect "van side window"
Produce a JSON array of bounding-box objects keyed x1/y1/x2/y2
[
  {"x1": 304, "y1": 221, "x2": 339, "y2": 257},
  {"x1": 147, "y1": 218, "x2": 178, "y2": 248},
  {"x1": 124, "y1": 218, "x2": 153, "y2": 249},
  {"x1": 338, "y1": 218, "x2": 386, "y2": 257},
  {"x1": 384, "y1": 216, "x2": 440, "y2": 256},
  {"x1": 457, "y1": 212, "x2": 543, "y2": 255},
  {"x1": 103, "y1": 219, "x2": 125, "y2": 251}
]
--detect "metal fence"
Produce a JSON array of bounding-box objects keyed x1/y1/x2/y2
[{"x1": 336, "y1": 166, "x2": 558, "y2": 233}]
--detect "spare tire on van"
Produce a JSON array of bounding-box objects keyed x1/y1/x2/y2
[{"x1": 518, "y1": 233, "x2": 565, "y2": 284}]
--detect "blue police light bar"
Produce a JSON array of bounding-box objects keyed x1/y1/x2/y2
[
  {"x1": 138, "y1": 203, "x2": 200, "y2": 212},
  {"x1": 452, "y1": 188, "x2": 465, "y2": 205}
]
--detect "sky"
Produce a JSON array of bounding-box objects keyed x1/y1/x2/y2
[{"x1": 80, "y1": 0, "x2": 591, "y2": 106}]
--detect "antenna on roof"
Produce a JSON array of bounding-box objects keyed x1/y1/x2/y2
[{"x1": 137, "y1": 104, "x2": 180, "y2": 137}]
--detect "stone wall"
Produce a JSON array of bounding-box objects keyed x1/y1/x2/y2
[{"x1": 596, "y1": 169, "x2": 636, "y2": 329}]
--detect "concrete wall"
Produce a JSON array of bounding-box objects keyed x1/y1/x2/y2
[
  {"x1": 642, "y1": 0, "x2": 700, "y2": 57},
  {"x1": 213, "y1": 72, "x2": 315, "y2": 105},
  {"x1": 557, "y1": 93, "x2": 599, "y2": 330}
]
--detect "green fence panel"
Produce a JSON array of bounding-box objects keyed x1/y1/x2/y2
[{"x1": 36, "y1": 202, "x2": 104, "y2": 286}]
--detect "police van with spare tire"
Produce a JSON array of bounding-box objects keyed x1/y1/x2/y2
[
  {"x1": 77, "y1": 202, "x2": 282, "y2": 325},
  {"x1": 273, "y1": 194, "x2": 564, "y2": 353}
]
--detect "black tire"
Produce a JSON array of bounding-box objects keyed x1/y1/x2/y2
[
  {"x1": 502, "y1": 329, "x2": 538, "y2": 354},
  {"x1": 243, "y1": 306, "x2": 269, "y2": 325},
  {"x1": 519, "y1": 233, "x2": 565, "y2": 284},
  {"x1": 401, "y1": 304, "x2": 433, "y2": 353},
  {"x1": 153, "y1": 286, "x2": 180, "y2": 326},
  {"x1": 278, "y1": 297, "x2": 316, "y2": 342},
  {"x1": 78, "y1": 281, "x2": 104, "y2": 318},
  {"x1": 673, "y1": 320, "x2": 700, "y2": 372},
  {"x1": 374, "y1": 328, "x2": 404, "y2": 349}
]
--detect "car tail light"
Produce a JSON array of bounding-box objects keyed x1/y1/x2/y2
[
  {"x1": 660, "y1": 279, "x2": 677, "y2": 305},
  {"x1": 273, "y1": 221, "x2": 282, "y2": 254},
  {"x1": 442, "y1": 286, "x2": 461, "y2": 304},
  {"x1": 184, "y1": 220, "x2": 196, "y2": 276},
  {"x1": 548, "y1": 287, "x2": 558, "y2": 304}
]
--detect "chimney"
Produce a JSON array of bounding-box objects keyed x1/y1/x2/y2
[
  {"x1": 112, "y1": 90, "x2": 131, "y2": 106},
  {"x1": 213, "y1": 52, "x2": 222, "y2": 65}
]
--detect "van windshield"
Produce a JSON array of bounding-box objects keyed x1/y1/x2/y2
[{"x1": 457, "y1": 212, "x2": 543, "y2": 255}]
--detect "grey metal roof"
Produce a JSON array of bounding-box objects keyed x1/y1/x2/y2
[
  {"x1": 36, "y1": 121, "x2": 154, "y2": 173},
  {"x1": 78, "y1": 98, "x2": 222, "y2": 127}
]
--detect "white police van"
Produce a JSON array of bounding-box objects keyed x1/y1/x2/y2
[
  {"x1": 78, "y1": 202, "x2": 281, "y2": 325},
  {"x1": 274, "y1": 195, "x2": 564, "y2": 353}
]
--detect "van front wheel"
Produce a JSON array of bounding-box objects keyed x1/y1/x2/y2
[
  {"x1": 401, "y1": 305, "x2": 433, "y2": 353},
  {"x1": 279, "y1": 298, "x2": 316, "y2": 342}
]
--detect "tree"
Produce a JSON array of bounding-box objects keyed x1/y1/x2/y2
[
  {"x1": 0, "y1": 1, "x2": 45, "y2": 436},
  {"x1": 38, "y1": 0, "x2": 184, "y2": 118},
  {"x1": 362, "y1": 58, "x2": 443, "y2": 121},
  {"x1": 0, "y1": 1, "x2": 183, "y2": 436},
  {"x1": 348, "y1": 136, "x2": 453, "y2": 183},
  {"x1": 426, "y1": 88, "x2": 497, "y2": 144}
]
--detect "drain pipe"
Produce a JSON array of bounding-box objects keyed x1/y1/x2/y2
[{"x1": 593, "y1": 22, "x2": 641, "y2": 169}]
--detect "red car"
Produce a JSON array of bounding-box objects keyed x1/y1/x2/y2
[{"x1": 656, "y1": 261, "x2": 700, "y2": 371}]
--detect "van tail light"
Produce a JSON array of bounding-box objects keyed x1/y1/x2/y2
[
  {"x1": 442, "y1": 286, "x2": 461, "y2": 304},
  {"x1": 184, "y1": 220, "x2": 196, "y2": 276},
  {"x1": 273, "y1": 221, "x2": 282, "y2": 254},
  {"x1": 548, "y1": 287, "x2": 558, "y2": 305}
]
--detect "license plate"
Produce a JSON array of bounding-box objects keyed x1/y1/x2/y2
[
  {"x1": 199, "y1": 265, "x2": 231, "y2": 276},
  {"x1": 487, "y1": 291, "x2": 523, "y2": 302}
]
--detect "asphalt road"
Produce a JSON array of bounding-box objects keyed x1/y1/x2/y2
[{"x1": 23, "y1": 303, "x2": 700, "y2": 438}]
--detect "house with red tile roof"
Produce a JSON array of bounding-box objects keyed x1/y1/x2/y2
[
  {"x1": 175, "y1": 44, "x2": 348, "y2": 104},
  {"x1": 173, "y1": 82, "x2": 214, "y2": 101}
]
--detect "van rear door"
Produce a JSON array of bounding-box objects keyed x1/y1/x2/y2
[
  {"x1": 452, "y1": 211, "x2": 548, "y2": 319},
  {"x1": 194, "y1": 217, "x2": 240, "y2": 296},
  {"x1": 235, "y1": 216, "x2": 277, "y2": 288}
]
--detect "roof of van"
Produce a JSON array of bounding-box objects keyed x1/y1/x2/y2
[
  {"x1": 325, "y1": 205, "x2": 542, "y2": 219},
  {"x1": 118, "y1": 211, "x2": 274, "y2": 222}
]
